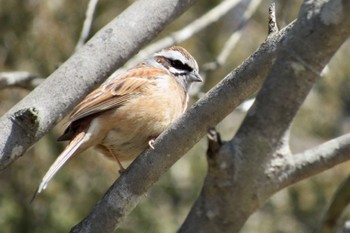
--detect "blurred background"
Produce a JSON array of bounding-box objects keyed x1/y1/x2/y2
[{"x1": 1, "y1": 0, "x2": 350, "y2": 232}]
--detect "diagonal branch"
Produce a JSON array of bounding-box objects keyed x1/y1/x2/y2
[
  {"x1": 235, "y1": 0, "x2": 350, "y2": 195},
  {"x1": 0, "y1": 0, "x2": 197, "y2": 170},
  {"x1": 179, "y1": 1, "x2": 350, "y2": 232},
  {"x1": 70, "y1": 19, "x2": 295, "y2": 233},
  {"x1": 191, "y1": 0, "x2": 262, "y2": 96},
  {"x1": 202, "y1": 0, "x2": 262, "y2": 73}
]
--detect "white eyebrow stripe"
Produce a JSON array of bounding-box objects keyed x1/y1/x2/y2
[{"x1": 156, "y1": 50, "x2": 188, "y2": 64}]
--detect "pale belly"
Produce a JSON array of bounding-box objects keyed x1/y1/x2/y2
[{"x1": 95, "y1": 93, "x2": 185, "y2": 161}]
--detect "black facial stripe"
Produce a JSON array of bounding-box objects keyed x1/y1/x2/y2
[
  {"x1": 173, "y1": 72, "x2": 188, "y2": 76},
  {"x1": 169, "y1": 59, "x2": 193, "y2": 72}
]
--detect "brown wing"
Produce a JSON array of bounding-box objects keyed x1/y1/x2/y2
[
  {"x1": 68, "y1": 66, "x2": 169, "y2": 124},
  {"x1": 58, "y1": 66, "x2": 169, "y2": 141}
]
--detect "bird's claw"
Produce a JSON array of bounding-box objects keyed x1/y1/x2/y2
[{"x1": 148, "y1": 139, "x2": 155, "y2": 149}]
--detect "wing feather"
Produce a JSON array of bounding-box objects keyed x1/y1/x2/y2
[{"x1": 67, "y1": 67, "x2": 168, "y2": 123}]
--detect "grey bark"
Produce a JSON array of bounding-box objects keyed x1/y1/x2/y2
[
  {"x1": 2, "y1": 0, "x2": 350, "y2": 232},
  {"x1": 179, "y1": 0, "x2": 350, "y2": 232},
  {"x1": 71, "y1": 1, "x2": 350, "y2": 232},
  {"x1": 70, "y1": 15, "x2": 295, "y2": 233}
]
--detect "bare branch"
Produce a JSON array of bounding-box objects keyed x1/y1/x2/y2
[
  {"x1": 0, "y1": 0, "x2": 197, "y2": 170},
  {"x1": 279, "y1": 133, "x2": 350, "y2": 189},
  {"x1": 70, "y1": 19, "x2": 296, "y2": 233},
  {"x1": 0, "y1": 72, "x2": 43, "y2": 90},
  {"x1": 75, "y1": 0, "x2": 99, "y2": 51},
  {"x1": 125, "y1": 0, "x2": 245, "y2": 68},
  {"x1": 202, "y1": 0, "x2": 262, "y2": 73},
  {"x1": 180, "y1": 1, "x2": 350, "y2": 232},
  {"x1": 268, "y1": 2, "x2": 278, "y2": 36},
  {"x1": 233, "y1": 0, "x2": 350, "y2": 197},
  {"x1": 191, "y1": 0, "x2": 262, "y2": 97},
  {"x1": 318, "y1": 175, "x2": 350, "y2": 233},
  {"x1": 2, "y1": 1, "x2": 348, "y2": 232}
]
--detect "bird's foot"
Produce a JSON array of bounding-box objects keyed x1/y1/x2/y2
[{"x1": 148, "y1": 139, "x2": 156, "y2": 149}]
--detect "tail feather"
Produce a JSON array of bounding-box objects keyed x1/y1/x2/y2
[{"x1": 37, "y1": 132, "x2": 87, "y2": 194}]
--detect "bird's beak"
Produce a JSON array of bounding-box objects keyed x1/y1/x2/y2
[{"x1": 190, "y1": 72, "x2": 203, "y2": 83}]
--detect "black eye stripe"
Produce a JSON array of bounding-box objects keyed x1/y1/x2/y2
[
  {"x1": 173, "y1": 72, "x2": 187, "y2": 76},
  {"x1": 169, "y1": 59, "x2": 193, "y2": 72}
]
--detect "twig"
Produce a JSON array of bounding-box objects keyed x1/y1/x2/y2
[
  {"x1": 202, "y1": 0, "x2": 262, "y2": 73},
  {"x1": 75, "y1": 0, "x2": 99, "y2": 51},
  {"x1": 189, "y1": 0, "x2": 261, "y2": 97},
  {"x1": 224, "y1": 1, "x2": 276, "y2": 111},
  {"x1": 268, "y1": 2, "x2": 278, "y2": 37},
  {"x1": 318, "y1": 175, "x2": 350, "y2": 233},
  {"x1": 0, "y1": 72, "x2": 43, "y2": 90},
  {"x1": 125, "y1": 0, "x2": 243, "y2": 68},
  {"x1": 194, "y1": 0, "x2": 261, "y2": 102},
  {"x1": 207, "y1": 127, "x2": 222, "y2": 156}
]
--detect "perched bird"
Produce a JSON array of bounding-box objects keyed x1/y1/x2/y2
[{"x1": 36, "y1": 46, "x2": 202, "y2": 194}]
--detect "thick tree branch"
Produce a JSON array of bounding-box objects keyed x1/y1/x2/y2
[
  {"x1": 237, "y1": 0, "x2": 350, "y2": 196},
  {"x1": 179, "y1": 1, "x2": 350, "y2": 232},
  {"x1": 0, "y1": 0, "x2": 196, "y2": 170},
  {"x1": 70, "y1": 19, "x2": 295, "y2": 233}
]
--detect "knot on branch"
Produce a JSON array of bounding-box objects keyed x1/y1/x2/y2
[
  {"x1": 11, "y1": 107, "x2": 40, "y2": 138},
  {"x1": 207, "y1": 127, "x2": 222, "y2": 158},
  {"x1": 206, "y1": 127, "x2": 234, "y2": 178}
]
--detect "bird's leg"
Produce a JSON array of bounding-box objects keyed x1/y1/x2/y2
[
  {"x1": 148, "y1": 136, "x2": 157, "y2": 149},
  {"x1": 114, "y1": 155, "x2": 126, "y2": 174},
  {"x1": 148, "y1": 139, "x2": 155, "y2": 149},
  {"x1": 105, "y1": 146, "x2": 125, "y2": 174}
]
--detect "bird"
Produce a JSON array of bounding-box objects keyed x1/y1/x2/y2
[{"x1": 36, "y1": 46, "x2": 202, "y2": 195}]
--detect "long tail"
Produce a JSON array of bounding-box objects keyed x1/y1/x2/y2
[{"x1": 37, "y1": 132, "x2": 87, "y2": 194}]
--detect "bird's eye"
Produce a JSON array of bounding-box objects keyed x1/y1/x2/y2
[{"x1": 170, "y1": 59, "x2": 193, "y2": 72}]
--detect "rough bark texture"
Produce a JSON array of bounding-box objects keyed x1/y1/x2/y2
[
  {"x1": 71, "y1": 1, "x2": 350, "y2": 232},
  {"x1": 2, "y1": 0, "x2": 350, "y2": 232},
  {"x1": 0, "y1": 0, "x2": 196, "y2": 170},
  {"x1": 179, "y1": 1, "x2": 350, "y2": 232},
  {"x1": 70, "y1": 17, "x2": 294, "y2": 233}
]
